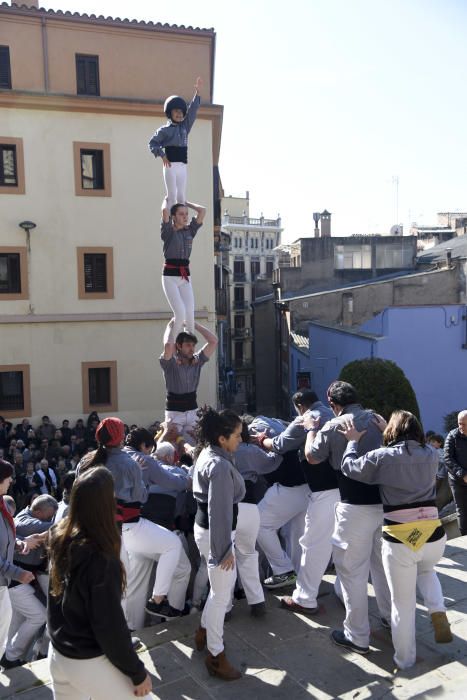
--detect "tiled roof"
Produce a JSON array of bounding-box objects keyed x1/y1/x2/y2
[
  {"x1": 2, "y1": 3, "x2": 215, "y2": 34},
  {"x1": 417, "y1": 235, "x2": 467, "y2": 264},
  {"x1": 290, "y1": 331, "x2": 309, "y2": 351}
]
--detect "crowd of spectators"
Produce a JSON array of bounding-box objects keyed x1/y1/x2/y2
[{"x1": 0, "y1": 413, "x2": 161, "y2": 510}]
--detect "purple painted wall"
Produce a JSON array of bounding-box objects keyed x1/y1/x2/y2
[{"x1": 309, "y1": 305, "x2": 467, "y2": 433}]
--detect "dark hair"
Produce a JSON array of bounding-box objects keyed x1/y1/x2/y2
[
  {"x1": 62, "y1": 470, "x2": 76, "y2": 492},
  {"x1": 170, "y1": 203, "x2": 186, "y2": 217},
  {"x1": 429, "y1": 434, "x2": 444, "y2": 447},
  {"x1": 49, "y1": 466, "x2": 125, "y2": 597},
  {"x1": 292, "y1": 389, "x2": 319, "y2": 409},
  {"x1": 241, "y1": 421, "x2": 250, "y2": 443},
  {"x1": 327, "y1": 381, "x2": 358, "y2": 407},
  {"x1": 196, "y1": 407, "x2": 241, "y2": 447},
  {"x1": 178, "y1": 453, "x2": 193, "y2": 467},
  {"x1": 0, "y1": 459, "x2": 13, "y2": 483},
  {"x1": 125, "y1": 427, "x2": 153, "y2": 451},
  {"x1": 176, "y1": 331, "x2": 198, "y2": 346},
  {"x1": 383, "y1": 410, "x2": 425, "y2": 447}
]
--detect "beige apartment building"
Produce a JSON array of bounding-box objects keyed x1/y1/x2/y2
[
  {"x1": 220, "y1": 193, "x2": 282, "y2": 411},
  {"x1": 0, "y1": 1, "x2": 222, "y2": 425}
]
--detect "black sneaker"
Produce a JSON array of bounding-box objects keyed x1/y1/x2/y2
[
  {"x1": 380, "y1": 617, "x2": 391, "y2": 630},
  {"x1": 145, "y1": 599, "x2": 182, "y2": 620},
  {"x1": 263, "y1": 571, "x2": 297, "y2": 589},
  {"x1": 250, "y1": 602, "x2": 267, "y2": 618},
  {"x1": 0, "y1": 653, "x2": 22, "y2": 670},
  {"x1": 330, "y1": 629, "x2": 370, "y2": 655}
]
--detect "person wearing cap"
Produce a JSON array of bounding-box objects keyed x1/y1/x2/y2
[
  {"x1": 78, "y1": 418, "x2": 191, "y2": 626},
  {"x1": 149, "y1": 76, "x2": 202, "y2": 210}
]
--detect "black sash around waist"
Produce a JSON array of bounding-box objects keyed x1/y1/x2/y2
[
  {"x1": 166, "y1": 391, "x2": 197, "y2": 412},
  {"x1": 163, "y1": 258, "x2": 191, "y2": 278},
  {"x1": 195, "y1": 501, "x2": 239, "y2": 531},
  {"x1": 165, "y1": 145, "x2": 188, "y2": 164}
]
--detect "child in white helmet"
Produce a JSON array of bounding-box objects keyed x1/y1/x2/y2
[{"x1": 149, "y1": 77, "x2": 202, "y2": 210}]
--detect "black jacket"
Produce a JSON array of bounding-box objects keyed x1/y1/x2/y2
[
  {"x1": 47, "y1": 540, "x2": 145, "y2": 685},
  {"x1": 445, "y1": 428, "x2": 467, "y2": 483}
]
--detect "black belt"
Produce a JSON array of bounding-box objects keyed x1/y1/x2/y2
[
  {"x1": 165, "y1": 145, "x2": 187, "y2": 164},
  {"x1": 195, "y1": 501, "x2": 238, "y2": 531},
  {"x1": 166, "y1": 391, "x2": 197, "y2": 412}
]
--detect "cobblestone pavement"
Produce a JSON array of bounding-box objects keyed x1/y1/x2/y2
[{"x1": 1, "y1": 534, "x2": 467, "y2": 699}]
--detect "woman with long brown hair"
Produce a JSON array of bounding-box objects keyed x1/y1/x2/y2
[
  {"x1": 339, "y1": 410, "x2": 451, "y2": 670},
  {"x1": 47, "y1": 466, "x2": 152, "y2": 699}
]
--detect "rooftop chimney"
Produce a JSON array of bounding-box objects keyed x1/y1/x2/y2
[
  {"x1": 320, "y1": 210, "x2": 331, "y2": 237},
  {"x1": 12, "y1": 0, "x2": 39, "y2": 5}
]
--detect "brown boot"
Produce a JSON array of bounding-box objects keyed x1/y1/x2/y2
[
  {"x1": 431, "y1": 612, "x2": 453, "y2": 643},
  {"x1": 205, "y1": 651, "x2": 241, "y2": 680},
  {"x1": 194, "y1": 626, "x2": 207, "y2": 651}
]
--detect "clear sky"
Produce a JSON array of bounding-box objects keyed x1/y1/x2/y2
[{"x1": 42, "y1": 0, "x2": 467, "y2": 241}]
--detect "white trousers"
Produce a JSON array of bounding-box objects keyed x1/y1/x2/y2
[
  {"x1": 165, "y1": 408, "x2": 198, "y2": 444},
  {"x1": 332, "y1": 502, "x2": 392, "y2": 648},
  {"x1": 163, "y1": 161, "x2": 187, "y2": 211},
  {"x1": 161, "y1": 275, "x2": 195, "y2": 338},
  {"x1": 292, "y1": 488, "x2": 340, "y2": 608},
  {"x1": 382, "y1": 535, "x2": 447, "y2": 669},
  {"x1": 6, "y1": 576, "x2": 48, "y2": 661},
  {"x1": 0, "y1": 585, "x2": 12, "y2": 658},
  {"x1": 122, "y1": 518, "x2": 190, "y2": 630},
  {"x1": 233, "y1": 503, "x2": 265, "y2": 605},
  {"x1": 49, "y1": 646, "x2": 151, "y2": 700},
  {"x1": 257, "y1": 483, "x2": 310, "y2": 575},
  {"x1": 194, "y1": 525, "x2": 236, "y2": 656}
]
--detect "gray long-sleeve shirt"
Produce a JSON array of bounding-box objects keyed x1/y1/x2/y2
[
  {"x1": 161, "y1": 218, "x2": 202, "y2": 261},
  {"x1": 193, "y1": 445, "x2": 245, "y2": 566},
  {"x1": 149, "y1": 94, "x2": 201, "y2": 159},
  {"x1": 271, "y1": 401, "x2": 334, "y2": 458},
  {"x1": 14, "y1": 507, "x2": 53, "y2": 567},
  {"x1": 341, "y1": 440, "x2": 438, "y2": 506},
  {"x1": 234, "y1": 442, "x2": 282, "y2": 483},
  {"x1": 123, "y1": 446, "x2": 189, "y2": 497},
  {"x1": 77, "y1": 448, "x2": 147, "y2": 504},
  {"x1": 0, "y1": 504, "x2": 22, "y2": 586},
  {"x1": 159, "y1": 351, "x2": 208, "y2": 395}
]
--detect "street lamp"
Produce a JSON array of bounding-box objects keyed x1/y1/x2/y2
[{"x1": 18, "y1": 220, "x2": 36, "y2": 251}]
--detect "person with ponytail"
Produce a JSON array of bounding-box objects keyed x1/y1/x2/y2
[
  {"x1": 339, "y1": 410, "x2": 451, "y2": 670},
  {"x1": 193, "y1": 407, "x2": 252, "y2": 681},
  {"x1": 47, "y1": 466, "x2": 152, "y2": 698},
  {"x1": 78, "y1": 417, "x2": 190, "y2": 627},
  {"x1": 0, "y1": 459, "x2": 34, "y2": 665}
]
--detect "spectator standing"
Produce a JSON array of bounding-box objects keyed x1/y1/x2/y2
[
  {"x1": 36, "y1": 416, "x2": 56, "y2": 443},
  {"x1": 444, "y1": 410, "x2": 467, "y2": 535}
]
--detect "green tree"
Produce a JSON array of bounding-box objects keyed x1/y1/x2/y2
[{"x1": 339, "y1": 358, "x2": 420, "y2": 421}]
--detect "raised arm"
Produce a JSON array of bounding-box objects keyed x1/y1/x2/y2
[
  {"x1": 195, "y1": 321, "x2": 218, "y2": 358},
  {"x1": 161, "y1": 197, "x2": 170, "y2": 224},
  {"x1": 162, "y1": 319, "x2": 176, "y2": 360},
  {"x1": 184, "y1": 77, "x2": 202, "y2": 133},
  {"x1": 186, "y1": 201, "x2": 206, "y2": 225}
]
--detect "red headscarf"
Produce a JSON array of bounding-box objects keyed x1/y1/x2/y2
[{"x1": 95, "y1": 417, "x2": 125, "y2": 448}]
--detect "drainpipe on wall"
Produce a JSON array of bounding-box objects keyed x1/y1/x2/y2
[{"x1": 41, "y1": 17, "x2": 49, "y2": 93}]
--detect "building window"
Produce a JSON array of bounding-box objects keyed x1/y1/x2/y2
[
  {"x1": 0, "y1": 247, "x2": 28, "y2": 300},
  {"x1": 375, "y1": 244, "x2": 413, "y2": 269},
  {"x1": 0, "y1": 138, "x2": 25, "y2": 195},
  {"x1": 82, "y1": 361, "x2": 118, "y2": 412},
  {"x1": 266, "y1": 259, "x2": 274, "y2": 277},
  {"x1": 334, "y1": 244, "x2": 371, "y2": 270},
  {"x1": 0, "y1": 365, "x2": 31, "y2": 418},
  {"x1": 250, "y1": 259, "x2": 260, "y2": 280},
  {"x1": 234, "y1": 341, "x2": 244, "y2": 363},
  {"x1": 234, "y1": 286, "x2": 245, "y2": 310},
  {"x1": 77, "y1": 247, "x2": 114, "y2": 299},
  {"x1": 73, "y1": 142, "x2": 111, "y2": 197},
  {"x1": 0, "y1": 46, "x2": 11, "y2": 89},
  {"x1": 76, "y1": 54, "x2": 100, "y2": 96},
  {"x1": 233, "y1": 260, "x2": 245, "y2": 282},
  {"x1": 234, "y1": 314, "x2": 245, "y2": 330}
]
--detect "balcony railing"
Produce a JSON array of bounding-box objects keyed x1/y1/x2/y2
[
  {"x1": 233, "y1": 358, "x2": 254, "y2": 370},
  {"x1": 233, "y1": 272, "x2": 246, "y2": 282},
  {"x1": 231, "y1": 328, "x2": 252, "y2": 339},
  {"x1": 222, "y1": 213, "x2": 282, "y2": 229},
  {"x1": 215, "y1": 288, "x2": 228, "y2": 316},
  {"x1": 233, "y1": 300, "x2": 249, "y2": 310}
]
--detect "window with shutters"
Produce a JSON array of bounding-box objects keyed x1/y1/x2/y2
[
  {"x1": 0, "y1": 247, "x2": 28, "y2": 299},
  {"x1": 76, "y1": 54, "x2": 100, "y2": 96},
  {"x1": 77, "y1": 247, "x2": 114, "y2": 299},
  {"x1": 73, "y1": 142, "x2": 111, "y2": 197},
  {"x1": 80, "y1": 149, "x2": 104, "y2": 190},
  {"x1": 0, "y1": 138, "x2": 25, "y2": 195},
  {"x1": 0, "y1": 365, "x2": 31, "y2": 418},
  {"x1": 0, "y1": 46, "x2": 11, "y2": 89},
  {"x1": 250, "y1": 258, "x2": 260, "y2": 281},
  {"x1": 82, "y1": 361, "x2": 118, "y2": 412}
]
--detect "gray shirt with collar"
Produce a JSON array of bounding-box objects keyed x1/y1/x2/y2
[
  {"x1": 160, "y1": 351, "x2": 208, "y2": 395},
  {"x1": 123, "y1": 446, "x2": 189, "y2": 496},
  {"x1": 0, "y1": 505, "x2": 23, "y2": 586},
  {"x1": 149, "y1": 94, "x2": 201, "y2": 159},
  {"x1": 193, "y1": 445, "x2": 246, "y2": 566},
  {"x1": 161, "y1": 218, "x2": 202, "y2": 261},
  {"x1": 235, "y1": 442, "x2": 283, "y2": 483}
]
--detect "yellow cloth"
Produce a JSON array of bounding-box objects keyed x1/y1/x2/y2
[{"x1": 382, "y1": 519, "x2": 442, "y2": 552}]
